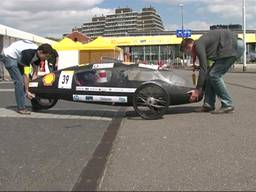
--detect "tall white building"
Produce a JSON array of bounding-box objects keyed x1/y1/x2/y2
[{"x1": 77, "y1": 7, "x2": 164, "y2": 38}]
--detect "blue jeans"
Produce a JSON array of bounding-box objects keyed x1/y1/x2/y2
[
  {"x1": 203, "y1": 40, "x2": 244, "y2": 108},
  {"x1": 1, "y1": 55, "x2": 26, "y2": 110}
]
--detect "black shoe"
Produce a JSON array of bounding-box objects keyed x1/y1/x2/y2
[
  {"x1": 211, "y1": 106, "x2": 235, "y2": 114},
  {"x1": 194, "y1": 106, "x2": 215, "y2": 112}
]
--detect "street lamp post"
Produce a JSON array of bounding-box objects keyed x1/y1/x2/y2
[
  {"x1": 242, "y1": 0, "x2": 247, "y2": 72},
  {"x1": 179, "y1": 3, "x2": 184, "y2": 35},
  {"x1": 179, "y1": 3, "x2": 185, "y2": 67},
  {"x1": 142, "y1": 20, "x2": 146, "y2": 62}
]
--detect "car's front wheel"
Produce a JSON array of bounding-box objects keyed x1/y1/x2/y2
[
  {"x1": 133, "y1": 82, "x2": 169, "y2": 120},
  {"x1": 31, "y1": 97, "x2": 58, "y2": 111}
]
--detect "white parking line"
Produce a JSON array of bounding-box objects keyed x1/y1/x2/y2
[
  {"x1": 0, "y1": 81, "x2": 12, "y2": 84},
  {"x1": 0, "y1": 89, "x2": 14, "y2": 92},
  {"x1": 0, "y1": 108, "x2": 113, "y2": 121}
]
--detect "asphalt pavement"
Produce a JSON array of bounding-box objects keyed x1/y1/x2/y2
[
  {"x1": 1, "y1": 70, "x2": 256, "y2": 191},
  {"x1": 99, "y1": 71, "x2": 256, "y2": 191},
  {"x1": 0, "y1": 81, "x2": 123, "y2": 191}
]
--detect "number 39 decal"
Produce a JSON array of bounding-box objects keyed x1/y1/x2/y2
[
  {"x1": 61, "y1": 75, "x2": 69, "y2": 84},
  {"x1": 58, "y1": 71, "x2": 74, "y2": 89}
]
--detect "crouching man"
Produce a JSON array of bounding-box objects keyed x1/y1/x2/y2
[
  {"x1": 1, "y1": 40, "x2": 53, "y2": 114},
  {"x1": 180, "y1": 29, "x2": 244, "y2": 114}
]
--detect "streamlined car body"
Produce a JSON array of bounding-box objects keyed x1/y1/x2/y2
[{"x1": 29, "y1": 62, "x2": 202, "y2": 119}]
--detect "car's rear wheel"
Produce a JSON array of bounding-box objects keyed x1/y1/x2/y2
[
  {"x1": 31, "y1": 97, "x2": 58, "y2": 111},
  {"x1": 133, "y1": 83, "x2": 169, "y2": 120}
]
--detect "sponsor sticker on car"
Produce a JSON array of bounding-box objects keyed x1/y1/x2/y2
[
  {"x1": 85, "y1": 96, "x2": 93, "y2": 101},
  {"x1": 58, "y1": 71, "x2": 74, "y2": 89},
  {"x1": 29, "y1": 82, "x2": 39, "y2": 88},
  {"x1": 76, "y1": 86, "x2": 136, "y2": 93},
  {"x1": 92, "y1": 63, "x2": 114, "y2": 69},
  {"x1": 72, "y1": 94, "x2": 128, "y2": 103},
  {"x1": 138, "y1": 63, "x2": 158, "y2": 70},
  {"x1": 43, "y1": 73, "x2": 55, "y2": 86},
  {"x1": 73, "y1": 94, "x2": 80, "y2": 101}
]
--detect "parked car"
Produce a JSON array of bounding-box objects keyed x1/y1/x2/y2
[{"x1": 29, "y1": 62, "x2": 202, "y2": 119}]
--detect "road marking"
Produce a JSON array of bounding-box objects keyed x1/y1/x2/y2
[
  {"x1": 0, "y1": 81, "x2": 12, "y2": 84},
  {"x1": 72, "y1": 107, "x2": 125, "y2": 191},
  {"x1": 0, "y1": 89, "x2": 14, "y2": 92},
  {"x1": 226, "y1": 82, "x2": 256, "y2": 91},
  {"x1": 0, "y1": 108, "x2": 113, "y2": 121}
]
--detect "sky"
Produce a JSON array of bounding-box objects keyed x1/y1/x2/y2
[{"x1": 0, "y1": 0, "x2": 255, "y2": 38}]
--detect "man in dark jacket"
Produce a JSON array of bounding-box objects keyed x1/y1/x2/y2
[{"x1": 180, "y1": 29, "x2": 244, "y2": 114}]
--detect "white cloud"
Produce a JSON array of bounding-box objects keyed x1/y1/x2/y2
[
  {"x1": 1, "y1": 0, "x2": 105, "y2": 12},
  {"x1": 0, "y1": 0, "x2": 113, "y2": 38},
  {"x1": 1, "y1": 0, "x2": 255, "y2": 38},
  {"x1": 146, "y1": 0, "x2": 256, "y2": 29},
  {"x1": 166, "y1": 21, "x2": 211, "y2": 31},
  {"x1": 185, "y1": 21, "x2": 211, "y2": 30},
  {"x1": 146, "y1": 0, "x2": 256, "y2": 20}
]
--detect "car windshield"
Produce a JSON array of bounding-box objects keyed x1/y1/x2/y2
[
  {"x1": 127, "y1": 69, "x2": 186, "y2": 86},
  {"x1": 75, "y1": 69, "x2": 112, "y2": 86}
]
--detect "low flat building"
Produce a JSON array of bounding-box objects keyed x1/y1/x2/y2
[{"x1": 100, "y1": 30, "x2": 256, "y2": 64}]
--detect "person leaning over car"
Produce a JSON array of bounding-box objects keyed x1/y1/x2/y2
[
  {"x1": 47, "y1": 48, "x2": 59, "y2": 72},
  {"x1": 180, "y1": 29, "x2": 244, "y2": 114},
  {"x1": 1, "y1": 40, "x2": 53, "y2": 114}
]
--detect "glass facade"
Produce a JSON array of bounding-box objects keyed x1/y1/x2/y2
[
  {"x1": 123, "y1": 42, "x2": 256, "y2": 65},
  {"x1": 125, "y1": 45, "x2": 179, "y2": 65}
]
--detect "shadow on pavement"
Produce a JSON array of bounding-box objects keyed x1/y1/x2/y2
[
  {"x1": 5, "y1": 106, "x2": 121, "y2": 118},
  {"x1": 126, "y1": 106, "x2": 198, "y2": 120}
]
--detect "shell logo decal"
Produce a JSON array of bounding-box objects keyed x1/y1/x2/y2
[{"x1": 43, "y1": 73, "x2": 55, "y2": 86}]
